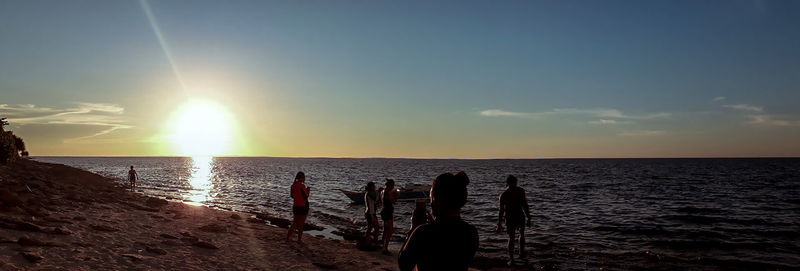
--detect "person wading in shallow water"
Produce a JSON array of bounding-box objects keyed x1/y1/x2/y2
[
  {"x1": 380, "y1": 178, "x2": 398, "y2": 255},
  {"x1": 497, "y1": 174, "x2": 531, "y2": 266},
  {"x1": 128, "y1": 166, "x2": 137, "y2": 190},
  {"x1": 398, "y1": 171, "x2": 479, "y2": 271},
  {"x1": 287, "y1": 171, "x2": 310, "y2": 244}
]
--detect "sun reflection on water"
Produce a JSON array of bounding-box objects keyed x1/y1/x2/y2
[{"x1": 185, "y1": 156, "x2": 215, "y2": 206}]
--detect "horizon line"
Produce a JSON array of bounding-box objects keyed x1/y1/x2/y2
[{"x1": 31, "y1": 155, "x2": 800, "y2": 160}]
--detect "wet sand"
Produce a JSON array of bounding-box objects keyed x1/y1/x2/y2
[{"x1": 0, "y1": 160, "x2": 404, "y2": 270}]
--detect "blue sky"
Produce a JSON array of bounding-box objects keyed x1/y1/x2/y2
[{"x1": 1, "y1": 0, "x2": 798, "y2": 157}]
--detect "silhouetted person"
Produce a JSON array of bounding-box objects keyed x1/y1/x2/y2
[
  {"x1": 128, "y1": 166, "x2": 137, "y2": 190},
  {"x1": 287, "y1": 171, "x2": 310, "y2": 244},
  {"x1": 380, "y1": 178, "x2": 398, "y2": 254},
  {"x1": 497, "y1": 175, "x2": 531, "y2": 266},
  {"x1": 410, "y1": 199, "x2": 433, "y2": 234},
  {"x1": 399, "y1": 171, "x2": 479, "y2": 271},
  {"x1": 364, "y1": 181, "x2": 380, "y2": 245}
]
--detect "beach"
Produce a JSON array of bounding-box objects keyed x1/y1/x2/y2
[
  {"x1": 0, "y1": 160, "x2": 411, "y2": 270},
  {"x1": 3, "y1": 158, "x2": 797, "y2": 270}
]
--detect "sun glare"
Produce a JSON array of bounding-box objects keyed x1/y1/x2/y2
[{"x1": 169, "y1": 99, "x2": 234, "y2": 156}]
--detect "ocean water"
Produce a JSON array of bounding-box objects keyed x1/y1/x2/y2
[{"x1": 35, "y1": 157, "x2": 800, "y2": 270}]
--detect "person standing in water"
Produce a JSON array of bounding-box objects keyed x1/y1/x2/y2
[
  {"x1": 363, "y1": 181, "x2": 380, "y2": 245},
  {"x1": 380, "y1": 178, "x2": 398, "y2": 254},
  {"x1": 287, "y1": 171, "x2": 310, "y2": 244},
  {"x1": 497, "y1": 175, "x2": 531, "y2": 266},
  {"x1": 398, "y1": 171, "x2": 479, "y2": 271},
  {"x1": 128, "y1": 166, "x2": 137, "y2": 190}
]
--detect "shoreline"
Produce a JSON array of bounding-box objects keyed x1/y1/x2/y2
[
  {"x1": 0, "y1": 159, "x2": 520, "y2": 270},
  {"x1": 30, "y1": 155, "x2": 800, "y2": 160},
  {"x1": 0, "y1": 160, "x2": 408, "y2": 270}
]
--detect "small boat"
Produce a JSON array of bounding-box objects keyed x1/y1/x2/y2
[
  {"x1": 340, "y1": 184, "x2": 430, "y2": 204},
  {"x1": 340, "y1": 189, "x2": 367, "y2": 204}
]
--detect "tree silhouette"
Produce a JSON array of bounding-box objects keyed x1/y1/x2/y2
[
  {"x1": 14, "y1": 135, "x2": 25, "y2": 154},
  {"x1": 0, "y1": 117, "x2": 25, "y2": 164}
]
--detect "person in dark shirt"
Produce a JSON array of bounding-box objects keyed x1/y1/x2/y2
[
  {"x1": 497, "y1": 175, "x2": 531, "y2": 266},
  {"x1": 364, "y1": 181, "x2": 380, "y2": 245},
  {"x1": 398, "y1": 171, "x2": 479, "y2": 271},
  {"x1": 380, "y1": 178, "x2": 398, "y2": 254}
]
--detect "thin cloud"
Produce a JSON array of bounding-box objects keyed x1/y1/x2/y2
[
  {"x1": 479, "y1": 109, "x2": 533, "y2": 117},
  {"x1": 1, "y1": 103, "x2": 132, "y2": 142},
  {"x1": 0, "y1": 104, "x2": 59, "y2": 118},
  {"x1": 748, "y1": 115, "x2": 800, "y2": 127},
  {"x1": 711, "y1": 96, "x2": 726, "y2": 103},
  {"x1": 713, "y1": 99, "x2": 800, "y2": 128},
  {"x1": 618, "y1": 130, "x2": 666, "y2": 137},
  {"x1": 479, "y1": 108, "x2": 670, "y2": 120},
  {"x1": 589, "y1": 119, "x2": 623, "y2": 125},
  {"x1": 553, "y1": 108, "x2": 670, "y2": 120},
  {"x1": 722, "y1": 104, "x2": 763, "y2": 113},
  {"x1": 73, "y1": 102, "x2": 125, "y2": 114}
]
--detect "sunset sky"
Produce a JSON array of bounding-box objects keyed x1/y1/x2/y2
[{"x1": 1, "y1": 0, "x2": 799, "y2": 158}]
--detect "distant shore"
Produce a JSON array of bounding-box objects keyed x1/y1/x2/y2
[{"x1": 0, "y1": 160, "x2": 410, "y2": 270}]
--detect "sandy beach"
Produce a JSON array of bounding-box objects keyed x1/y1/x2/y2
[{"x1": 0, "y1": 160, "x2": 409, "y2": 270}]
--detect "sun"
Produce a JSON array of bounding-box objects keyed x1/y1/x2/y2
[{"x1": 168, "y1": 99, "x2": 234, "y2": 156}]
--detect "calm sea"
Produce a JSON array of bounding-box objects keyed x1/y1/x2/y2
[{"x1": 35, "y1": 157, "x2": 800, "y2": 270}]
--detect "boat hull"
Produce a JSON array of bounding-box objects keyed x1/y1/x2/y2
[{"x1": 340, "y1": 189, "x2": 428, "y2": 204}]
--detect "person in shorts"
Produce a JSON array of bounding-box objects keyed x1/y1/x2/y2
[
  {"x1": 496, "y1": 175, "x2": 531, "y2": 266},
  {"x1": 128, "y1": 166, "x2": 137, "y2": 190},
  {"x1": 380, "y1": 179, "x2": 398, "y2": 254},
  {"x1": 287, "y1": 171, "x2": 310, "y2": 243}
]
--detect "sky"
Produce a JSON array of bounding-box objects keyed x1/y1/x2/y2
[{"x1": 1, "y1": 0, "x2": 799, "y2": 158}]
